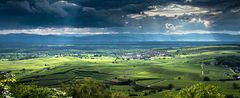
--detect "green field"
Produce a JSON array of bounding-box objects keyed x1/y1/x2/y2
[{"x1": 1, "y1": 45, "x2": 240, "y2": 97}]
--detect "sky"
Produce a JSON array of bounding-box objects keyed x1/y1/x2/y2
[{"x1": 0, "y1": 0, "x2": 240, "y2": 35}]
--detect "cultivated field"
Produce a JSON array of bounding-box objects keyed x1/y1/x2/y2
[{"x1": 0, "y1": 45, "x2": 240, "y2": 97}]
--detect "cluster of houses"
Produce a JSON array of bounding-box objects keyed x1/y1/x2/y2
[{"x1": 122, "y1": 51, "x2": 167, "y2": 59}]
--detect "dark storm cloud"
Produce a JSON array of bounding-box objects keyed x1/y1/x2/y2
[
  {"x1": 0, "y1": 0, "x2": 183, "y2": 28},
  {"x1": 0, "y1": 0, "x2": 82, "y2": 28},
  {"x1": 0, "y1": 0, "x2": 239, "y2": 33},
  {"x1": 2, "y1": 0, "x2": 80, "y2": 15}
]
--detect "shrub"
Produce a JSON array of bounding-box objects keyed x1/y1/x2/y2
[
  {"x1": 1, "y1": 73, "x2": 67, "y2": 98},
  {"x1": 225, "y1": 94, "x2": 234, "y2": 98},
  {"x1": 11, "y1": 84, "x2": 66, "y2": 98},
  {"x1": 232, "y1": 83, "x2": 239, "y2": 89},
  {"x1": 162, "y1": 90, "x2": 175, "y2": 98},
  {"x1": 203, "y1": 76, "x2": 211, "y2": 81},
  {"x1": 143, "y1": 92, "x2": 149, "y2": 96},
  {"x1": 0, "y1": 73, "x2": 16, "y2": 98},
  {"x1": 167, "y1": 84, "x2": 174, "y2": 90},
  {"x1": 111, "y1": 92, "x2": 128, "y2": 98},
  {"x1": 178, "y1": 77, "x2": 181, "y2": 80},
  {"x1": 62, "y1": 78, "x2": 112, "y2": 98},
  {"x1": 163, "y1": 83, "x2": 225, "y2": 98},
  {"x1": 0, "y1": 73, "x2": 16, "y2": 84},
  {"x1": 177, "y1": 83, "x2": 224, "y2": 98},
  {"x1": 132, "y1": 85, "x2": 144, "y2": 91},
  {"x1": 20, "y1": 68, "x2": 26, "y2": 72},
  {"x1": 0, "y1": 82, "x2": 11, "y2": 98}
]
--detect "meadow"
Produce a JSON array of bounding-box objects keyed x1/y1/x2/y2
[{"x1": 0, "y1": 44, "x2": 240, "y2": 97}]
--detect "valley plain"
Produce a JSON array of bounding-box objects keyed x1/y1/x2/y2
[{"x1": 0, "y1": 42, "x2": 239, "y2": 97}]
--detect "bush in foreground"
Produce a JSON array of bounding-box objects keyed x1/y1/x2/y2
[
  {"x1": 0, "y1": 72, "x2": 16, "y2": 98},
  {"x1": 0, "y1": 82, "x2": 11, "y2": 98},
  {"x1": 111, "y1": 92, "x2": 128, "y2": 98},
  {"x1": 11, "y1": 84, "x2": 66, "y2": 98},
  {"x1": 62, "y1": 78, "x2": 128, "y2": 98},
  {"x1": 163, "y1": 83, "x2": 225, "y2": 98}
]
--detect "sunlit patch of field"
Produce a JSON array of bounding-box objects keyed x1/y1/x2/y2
[
  {"x1": 0, "y1": 57, "x2": 79, "y2": 70},
  {"x1": 0, "y1": 45, "x2": 240, "y2": 97}
]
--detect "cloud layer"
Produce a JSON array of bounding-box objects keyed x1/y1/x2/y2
[
  {"x1": 0, "y1": 0, "x2": 239, "y2": 35},
  {"x1": 1, "y1": 27, "x2": 239, "y2": 35}
]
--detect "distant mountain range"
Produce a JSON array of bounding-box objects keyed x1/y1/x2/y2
[{"x1": 0, "y1": 33, "x2": 240, "y2": 44}]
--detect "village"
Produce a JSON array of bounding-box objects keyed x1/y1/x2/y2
[{"x1": 121, "y1": 51, "x2": 168, "y2": 60}]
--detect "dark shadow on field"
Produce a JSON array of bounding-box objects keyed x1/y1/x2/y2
[{"x1": 17, "y1": 66, "x2": 112, "y2": 87}]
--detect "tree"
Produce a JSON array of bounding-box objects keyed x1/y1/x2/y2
[
  {"x1": 11, "y1": 84, "x2": 66, "y2": 98},
  {"x1": 167, "y1": 84, "x2": 174, "y2": 90},
  {"x1": 203, "y1": 76, "x2": 211, "y2": 81},
  {"x1": 225, "y1": 94, "x2": 234, "y2": 98},
  {"x1": 177, "y1": 83, "x2": 224, "y2": 98},
  {"x1": 178, "y1": 77, "x2": 181, "y2": 80},
  {"x1": 0, "y1": 82, "x2": 11, "y2": 98},
  {"x1": 0, "y1": 72, "x2": 16, "y2": 98},
  {"x1": 163, "y1": 83, "x2": 225, "y2": 98},
  {"x1": 0, "y1": 73, "x2": 16, "y2": 84},
  {"x1": 111, "y1": 92, "x2": 128, "y2": 98},
  {"x1": 232, "y1": 83, "x2": 239, "y2": 89},
  {"x1": 162, "y1": 90, "x2": 175, "y2": 98},
  {"x1": 62, "y1": 78, "x2": 127, "y2": 98}
]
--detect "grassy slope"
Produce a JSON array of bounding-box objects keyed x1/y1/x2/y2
[{"x1": 0, "y1": 45, "x2": 240, "y2": 97}]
